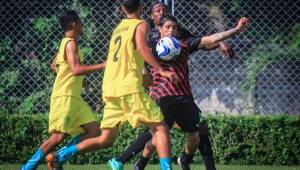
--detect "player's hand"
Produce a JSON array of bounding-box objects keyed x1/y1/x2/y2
[
  {"x1": 159, "y1": 70, "x2": 178, "y2": 84},
  {"x1": 236, "y1": 17, "x2": 248, "y2": 32},
  {"x1": 143, "y1": 74, "x2": 153, "y2": 87},
  {"x1": 101, "y1": 60, "x2": 107, "y2": 68},
  {"x1": 219, "y1": 42, "x2": 235, "y2": 60}
]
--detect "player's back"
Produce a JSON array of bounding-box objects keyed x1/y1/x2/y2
[{"x1": 102, "y1": 19, "x2": 144, "y2": 98}]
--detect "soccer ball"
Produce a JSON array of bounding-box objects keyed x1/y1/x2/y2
[{"x1": 156, "y1": 36, "x2": 181, "y2": 61}]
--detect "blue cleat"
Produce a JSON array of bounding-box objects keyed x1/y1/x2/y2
[
  {"x1": 107, "y1": 158, "x2": 124, "y2": 170},
  {"x1": 20, "y1": 165, "x2": 26, "y2": 170},
  {"x1": 20, "y1": 147, "x2": 45, "y2": 170},
  {"x1": 20, "y1": 164, "x2": 37, "y2": 170}
]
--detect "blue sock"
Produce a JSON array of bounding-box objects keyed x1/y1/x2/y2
[
  {"x1": 22, "y1": 147, "x2": 45, "y2": 170},
  {"x1": 56, "y1": 136, "x2": 80, "y2": 157},
  {"x1": 57, "y1": 145, "x2": 79, "y2": 163},
  {"x1": 160, "y1": 157, "x2": 172, "y2": 170},
  {"x1": 66, "y1": 136, "x2": 80, "y2": 147}
]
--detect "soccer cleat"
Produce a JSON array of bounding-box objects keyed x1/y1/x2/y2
[
  {"x1": 45, "y1": 153, "x2": 63, "y2": 170},
  {"x1": 133, "y1": 156, "x2": 149, "y2": 170},
  {"x1": 20, "y1": 165, "x2": 26, "y2": 170},
  {"x1": 45, "y1": 153, "x2": 54, "y2": 170},
  {"x1": 20, "y1": 164, "x2": 38, "y2": 170},
  {"x1": 20, "y1": 162, "x2": 38, "y2": 170},
  {"x1": 177, "y1": 156, "x2": 191, "y2": 170},
  {"x1": 133, "y1": 162, "x2": 144, "y2": 170},
  {"x1": 107, "y1": 158, "x2": 124, "y2": 170},
  {"x1": 20, "y1": 147, "x2": 45, "y2": 170},
  {"x1": 133, "y1": 161, "x2": 143, "y2": 170}
]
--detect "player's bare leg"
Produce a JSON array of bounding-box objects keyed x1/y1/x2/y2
[
  {"x1": 51, "y1": 127, "x2": 118, "y2": 169},
  {"x1": 46, "y1": 122, "x2": 100, "y2": 169},
  {"x1": 21, "y1": 132, "x2": 67, "y2": 170},
  {"x1": 76, "y1": 128, "x2": 118, "y2": 152},
  {"x1": 134, "y1": 140, "x2": 155, "y2": 170},
  {"x1": 41, "y1": 132, "x2": 67, "y2": 154},
  {"x1": 177, "y1": 132, "x2": 200, "y2": 170},
  {"x1": 146, "y1": 121, "x2": 172, "y2": 170}
]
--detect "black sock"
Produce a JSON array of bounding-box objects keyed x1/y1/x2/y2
[
  {"x1": 134, "y1": 156, "x2": 150, "y2": 169},
  {"x1": 117, "y1": 131, "x2": 152, "y2": 164},
  {"x1": 180, "y1": 152, "x2": 194, "y2": 165},
  {"x1": 198, "y1": 134, "x2": 216, "y2": 170}
]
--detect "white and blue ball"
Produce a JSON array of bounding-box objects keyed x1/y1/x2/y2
[{"x1": 156, "y1": 36, "x2": 181, "y2": 61}]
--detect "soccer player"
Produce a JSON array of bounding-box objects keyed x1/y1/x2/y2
[
  {"x1": 148, "y1": 2, "x2": 235, "y2": 59},
  {"x1": 49, "y1": 0, "x2": 176, "y2": 170},
  {"x1": 20, "y1": 10, "x2": 106, "y2": 170},
  {"x1": 108, "y1": 5, "x2": 248, "y2": 170}
]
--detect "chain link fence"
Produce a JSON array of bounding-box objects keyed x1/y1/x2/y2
[{"x1": 0, "y1": 0, "x2": 299, "y2": 115}]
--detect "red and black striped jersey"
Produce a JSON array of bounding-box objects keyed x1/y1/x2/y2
[{"x1": 147, "y1": 28, "x2": 201, "y2": 101}]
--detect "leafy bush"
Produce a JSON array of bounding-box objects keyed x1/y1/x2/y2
[
  {"x1": 0, "y1": 0, "x2": 101, "y2": 115},
  {"x1": 208, "y1": 115, "x2": 300, "y2": 165},
  {"x1": 0, "y1": 114, "x2": 299, "y2": 165},
  {"x1": 240, "y1": 32, "x2": 300, "y2": 113}
]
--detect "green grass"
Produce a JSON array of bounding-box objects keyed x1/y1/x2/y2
[{"x1": 3, "y1": 164, "x2": 300, "y2": 170}]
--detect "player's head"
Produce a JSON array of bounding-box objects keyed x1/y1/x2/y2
[
  {"x1": 121, "y1": 0, "x2": 143, "y2": 17},
  {"x1": 150, "y1": 2, "x2": 168, "y2": 27},
  {"x1": 158, "y1": 14, "x2": 178, "y2": 38},
  {"x1": 59, "y1": 10, "x2": 83, "y2": 36}
]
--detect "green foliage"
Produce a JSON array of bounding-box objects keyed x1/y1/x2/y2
[
  {"x1": 0, "y1": 0, "x2": 99, "y2": 115},
  {"x1": 243, "y1": 36, "x2": 299, "y2": 90},
  {"x1": 0, "y1": 37, "x2": 22, "y2": 114},
  {"x1": 230, "y1": 0, "x2": 242, "y2": 12},
  {"x1": 290, "y1": 23, "x2": 300, "y2": 48},
  {"x1": 208, "y1": 115, "x2": 300, "y2": 165},
  {"x1": 0, "y1": 115, "x2": 299, "y2": 165},
  {"x1": 33, "y1": 17, "x2": 58, "y2": 33},
  {"x1": 240, "y1": 30, "x2": 300, "y2": 112},
  {"x1": 18, "y1": 90, "x2": 50, "y2": 114},
  {"x1": 0, "y1": 114, "x2": 48, "y2": 163},
  {"x1": 0, "y1": 37, "x2": 13, "y2": 62}
]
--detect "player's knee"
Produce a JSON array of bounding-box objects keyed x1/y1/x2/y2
[
  {"x1": 87, "y1": 129, "x2": 101, "y2": 138},
  {"x1": 146, "y1": 141, "x2": 155, "y2": 150},
  {"x1": 82, "y1": 122, "x2": 101, "y2": 137},
  {"x1": 187, "y1": 133, "x2": 200, "y2": 146},
  {"x1": 155, "y1": 122, "x2": 169, "y2": 134},
  {"x1": 49, "y1": 134, "x2": 65, "y2": 145}
]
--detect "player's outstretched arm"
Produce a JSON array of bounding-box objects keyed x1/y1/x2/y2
[
  {"x1": 198, "y1": 17, "x2": 248, "y2": 49},
  {"x1": 65, "y1": 40, "x2": 105, "y2": 76},
  {"x1": 200, "y1": 41, "x2": 235, "y2": 59}
]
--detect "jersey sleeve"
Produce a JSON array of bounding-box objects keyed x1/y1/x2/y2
[{"x1": 187, "y1": 36, "x2": 202, "y2": 54}]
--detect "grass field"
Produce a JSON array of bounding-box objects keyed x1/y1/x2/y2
[{"x1": 3, "y1": 164, "x2": 300, "y2": 170}]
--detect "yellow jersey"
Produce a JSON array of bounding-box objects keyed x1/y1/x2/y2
[
  {"x1": 102, "y1": 19, "x2": 144, "y2": 98},
  {"x1": 51, "y1": 37, "x2": 84, "y2": 98}
]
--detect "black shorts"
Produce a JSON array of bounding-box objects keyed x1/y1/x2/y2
[{"x1": 158, "y1": 95, "x2": 202, "y2": 133}]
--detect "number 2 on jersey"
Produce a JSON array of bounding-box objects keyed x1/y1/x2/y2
[{"x1": 113, "y1": 36, "x2": 122, "y2": 62}]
